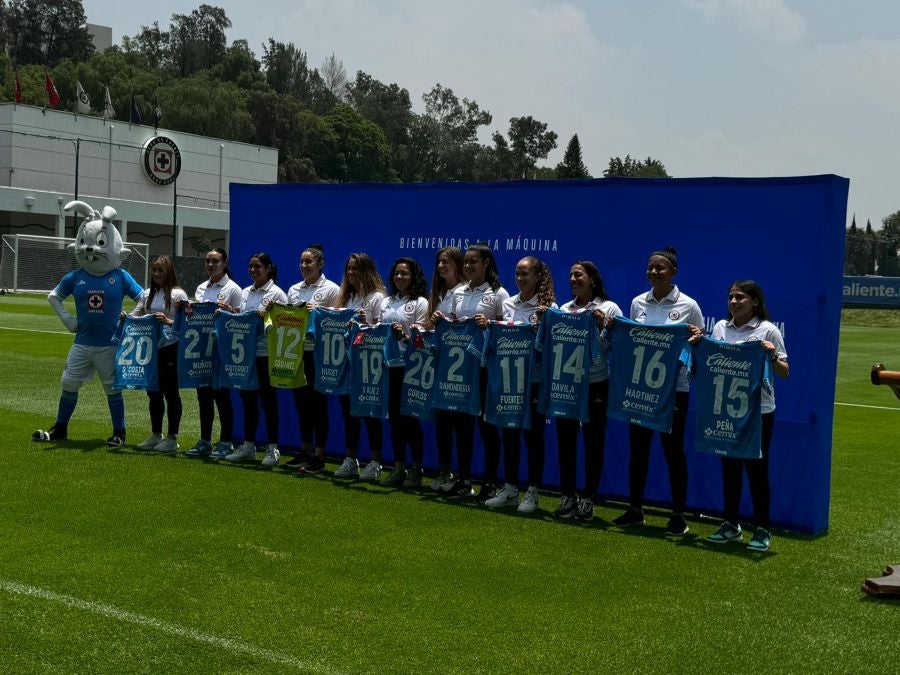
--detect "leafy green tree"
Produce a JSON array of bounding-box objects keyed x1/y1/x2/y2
[
  {"x1": 877, "y1": 211, "x2": 900, "y2": 276},
  {"x1": 211, "y1": 39, "x2": 264, "y2": 91},
  {"x1": 121, "y1": 22, "x2": 169, "y2": 70},
  {"x1": 604, "y1": 154, "x2": 669, "y2": 178},
  {"x1": 504, "y1": 115, "x2": 558, "y2": 178},
  {"x1": 324, "y1": 104, "x2": 394, "y2": 182},
  {"x1": 261, "y1": 39, "x2": 334, "y2": 114},
  {"x1": 555, "y1": 134, "x2": 590, "y2": 178},
  {"x1": 346, "y1": 71, "x2": 412, "y2": 150},
  {"x1": 168, "y1": 4, "x2": 231, "y2": 77},
  {"x1": 5, "y1": 0, "x2": 94, "y2": 67},
  {"x1": 156, "y1": 74, "x2": 253, "y2": 140},
  {"x1": 844, "y1": 216, "x2": 867, "y2": 275}
]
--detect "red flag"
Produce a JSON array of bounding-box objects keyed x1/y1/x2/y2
[
  {"x1": 14, "y1": 74, "x2": 22, "y2": 104},
  {"x1": 45, "y1": 73, "x2": 60, "y2": 107}
]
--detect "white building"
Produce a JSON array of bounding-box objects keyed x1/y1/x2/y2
[{"x1": 0, "y1": 103, "x2": 278, "y2": 258}]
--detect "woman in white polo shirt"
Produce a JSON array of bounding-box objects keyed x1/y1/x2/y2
[
  {"x1": 612, "y1": 246, "x2": 703, "y2": 537},
  {"x1": 284, "y1": 244, "x2": 340, "y2": 471},
  {"x1": 186, "y1": 247, "x2": 243, "y2": 459},
  {"x1": 224, "y1": 252, "x2": 287, "y2": 465},
  {"x1": 705, "y1": 280, "x2": 788, "y2": 552}
]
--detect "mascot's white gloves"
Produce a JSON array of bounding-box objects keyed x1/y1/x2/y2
[{"x1": 48, "y1": 290, "x2": 78, "y2": 333}]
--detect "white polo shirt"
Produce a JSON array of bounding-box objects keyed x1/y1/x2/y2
[
  {"x1": 195, "y1": 274, "x2": 243, "y2": 308},
  {"x1": 630, "y1": 285, "x2": 703, "y2": 392},
  {"x1": 131, "y1": 287, "x2": 191, "y2": 348},
  {"x1": 347, "y1": 290, "x2": 386, "y2": 324},
  {"x1": 711, "y1": 316, "x2": 787, "y2": 413},
  {"x1": 287, "y1": 274, "x2": 340, "y2": 308},
  {"x1": 451, "y1": 281, "x2": 509, "y2": 320},
  {"x1": 240, "y1": 279, "x2": 288, "y2": 356},
  {"x1": 380, "y1": 295, "x2": 428, "y2": 356},
  {"x1": 560, "y1": 297, "x2": 622, "y2": 382}
]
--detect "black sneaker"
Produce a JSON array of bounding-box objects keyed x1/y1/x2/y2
[
  {"x1": 285, "y1": 451, "x2": 315, "y2": 469},
  {"x1": 105, "y1": 431, "x2": 126, "y2": 447},
  {"x1": 445, "y1": 479, "x2": 474, "y2": 499},
  {"x1": 32, "y1": 423, "x2": 67, "y2": 442},
  {"x1": 553, "y1": 495, "x2": 579, "y2": 519},
  {"x1": 299, "y1": 456, "x2": 325, "y2": 474},
  {"x1": 612, "y1": 508, "x2": 645, "y2": 528},
  {"x1": 664, "y1": 514, "x2": 689, "y2": 537},
  {"x1": 576, "y1": 497, "x2": 595, "y2": 521},
  {"x1": 475, "y1": 483, "x2": 498, "y2": 503}
]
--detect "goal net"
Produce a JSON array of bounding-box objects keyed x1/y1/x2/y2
[{"x1": 0, "y1": 234, "x2": 150, "y2": 293}]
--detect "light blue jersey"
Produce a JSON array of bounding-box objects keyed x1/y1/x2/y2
[
  {"x1": 430, "y1": 318, "x2": 485, "y2": 416},
  {"x1": 311, "y1": 307, "x2": 356, "y2": 394},
  {"x1": 400, "y1": 325, "x2": 436, "y2": 421},
  {"x1": 174, "y1": 302, "x2": 218, "y2": 388},
  {"x1": 348, "y1": 322, "x2": 400, "y2": 418},
  {"x1": 606, "y1": 317, "x2": 692, "y2": 433},
  {"x1": 55, "y1": 268, "x2": 142, "y2": 346},
  {"x1": 213, "y1": 310, "x2": 263, "y2": 390},
  {"x1": 481, "y1": 322, "x2": 537, "y2": 429},
  {"x1": 693, "y1": 337, "x2": 771, "y2": 459},
  {"x1": 112, "y1": 315, "x2": 161, "y2": 391}
]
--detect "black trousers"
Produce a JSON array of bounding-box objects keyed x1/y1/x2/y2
[
  {"x1": 197, "y1": 386, "x2": 233, "y2": 443},
  {"x1": 722, "y1": 411, "x2": 775, "y2": 527},
  {"x1": 292, "y1": 351, "x2": 329, "y2": 449},
  {"x1": 555, "y1": 379, "x2": 609, "y2": 498},
  {"x1": 339, "y1": 394, "x2": 383, "y2": 454},
  {"x1": 388, "y1": 366, "x2": 424, "y2": 464},
  {"x1": 435, "y1": 409, "x2": 475, "y2": 477},
  {"x1": 501, "y1": 383, "x2": 547, "y2": 487},
  {"x1": 238, "y1": 356, "x2": 279, "y2": 444},
  {"x1": 148, "y1": 343, "x2": 182, "y2": 436},
  {"x1": 628, "y1": 391, "x2": 690, "y2": 513}
]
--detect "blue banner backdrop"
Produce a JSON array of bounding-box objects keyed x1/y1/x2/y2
[
  {"x1": 229, "y1": 175, "x2": 848, "y2": 534},
  {"x1": 842, "y1": 275, "x2": 900, "y2": 307}
]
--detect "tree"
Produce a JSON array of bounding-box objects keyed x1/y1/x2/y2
[
  {"x1": 168, "y1": 4, "x2": 232, "y2": 77},
  {"x1": 877, "y1": 211, "x2": 900, "y2": 276},
  {"x1": 121, "y1": 22, "x2": 169, "y2": 70},
  {"x1": 156, "y1": 74, "x2": 253, "y2": 141},
  {"x1": 261, "y1": 39, "x2": 334, "y2": 113},
  {"x1": 324, "y1": 104, "x2": 394, "y2": 182},
  {"x1": 505, "y1": 115, "x2": 558, "y2": 178},
  {"x1": 211, "y1": 39, "x2": 264, "y2": 91},
  {"x1": 345, "y1": 71, "x2": 412, "y2": 149},
  {"x1": 555, "y1": 134, "x2": 590, "y2": 178},
  {"x1": 5, "y1": 0, "x2": 94, "y2": 67},
  {"x1": 320, "y1": 52, "x2": 346, "y2": 101},
  {"x1": 844, "y1": 215, "x2": 867, "y2": 275},
  {"x1": 604, "y1": 154, "x2": 669, "y2": 178}
]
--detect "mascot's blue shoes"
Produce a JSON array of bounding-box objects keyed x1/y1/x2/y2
[
  {"x1": 105, "y1": 429, "x2": 126, "y2": 447},
  {"x1": 32, "y1": 424, "x2": 67, "y2": 442}
]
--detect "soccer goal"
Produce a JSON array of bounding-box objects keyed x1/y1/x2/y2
[{"x1": 0, "y1": 234, "x2": 150, "y2": 293}]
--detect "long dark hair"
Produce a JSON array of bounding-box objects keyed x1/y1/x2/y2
[
  {"x1": 389, "y1": 257, "x2": 428, "y2": 300},
  {"x1": 572, "y1": 260, "x2": 609, "y2": 302},
  {"x1": 467, "y1": 241, "x2": 501, "y2": 292},
  {"x1": 728, "y1": 280, "x2": 771, "y2": 322},
  {"x1": 250, "y1": 251, "x2": 277, "y2": 283}
]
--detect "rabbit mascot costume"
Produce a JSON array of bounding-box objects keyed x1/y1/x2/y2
[{"x1": 32, "y1": 201, "x2": 143, "y2": 446}]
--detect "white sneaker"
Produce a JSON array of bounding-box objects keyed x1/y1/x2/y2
[
  {"x1": 225, "y1": 442, "x2": 256, "y2": 462},
  {"x1": 334, "y1": 457, "x2": 360, "y2": 478},
  {"x1": 485, "y1": 483, "x2": 519, "y2": 508},
  {"x1": 517, "y1": 485, "x2": 540, "y2": 513},
  {"x1": 137, "y1": 434, "x2": 163, "y2": 450},
  {"x1": 153, "y1": 437, "x2": 179, "y2": 453},
  {"x1": 261, "y1": 445, "x2": 280, "y2": 467},
  {"x1": 360, "y1": 460, "x2": 381, "y2": 481}
]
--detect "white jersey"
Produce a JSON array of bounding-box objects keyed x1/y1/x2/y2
[
  {"x1": 451, "y1": 281, "x2": 509, "y2": 320},
  {"x1": 194, "y1": 274, "x2": 242, "y2": 308},
  {"x1": 630, "y1": 285, "x2": 703, "y2": 392},
  {"x1": 131, "y1": 287, "x2": 190, "y2": 348},
  {"x1": 347, "y1": 290, "x2": 386, "y2": 324},
  {"x1": 239, "y1": 279, "x2": 288, "y2": 356},
  {"x1": 711, "y1": 316, "x2": 787, "y2": 413},
  {"x1": 560, "y1": 297, "x2": 622, "y2": 382},
  {"x1": 434, "y1": 282, "x2": 466, "y2": 316},
  {"x1": 380, "y1": 295, "x2": 428, "y2": 356}
]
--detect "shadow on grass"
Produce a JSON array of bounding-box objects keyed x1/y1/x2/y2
[{"x1": 34, "y1": 438, "x2": 107, "y2": 452}]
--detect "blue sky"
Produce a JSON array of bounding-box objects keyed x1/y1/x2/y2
[{"x1": 83, "y1": 0, "x2": 899, "y2": 227}]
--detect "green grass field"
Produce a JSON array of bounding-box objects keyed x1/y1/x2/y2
[{"x1": 1, "y1": 294, "x2": 899, "y2": 673}]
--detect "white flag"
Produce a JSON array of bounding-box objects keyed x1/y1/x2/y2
[
  {"x1": 103, "y1": 85, "x2": 115, "y2": 120},
  {"x1": 76, "y1": 81, "x2": 91, "y2": 114}
]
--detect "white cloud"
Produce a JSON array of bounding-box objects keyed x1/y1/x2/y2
[{"x1": 683, "y1": 0, "x2": 806, "y2": 43}]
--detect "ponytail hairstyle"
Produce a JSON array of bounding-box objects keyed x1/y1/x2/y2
[
  {"x1": 338, "y1": 252, "x2": 385, "y2": 307},
  {"x1": 650, "y1": 245, "x2": 678, "y2": 272},
  {"x1": 303, "y1": 243, "x2": 325, "y2": 267},
  {"x1": 728, "y1": 280, "x2": 771, "y2": 322},
  {"x1": 250, "y1": 251, "x2": 277, "y2": 283},
  {"x1": 520, "y1": 256, "x2": 555, "y2": 307},
  {"x1": 208, "y1": 247, "x2": 231, "y2": 279},
  {"x1": 428, "y1": 246, "x2": 464, "y2": 316},
  {"x1": 573, "y1": 260, "x2": 609, "y2": 302},
  {"x1": 147, "y1": 255, "x2": 181, "y2": 311},
  {"x1": 467, "y1": 241, "x2": 501, "y2": 292}
]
